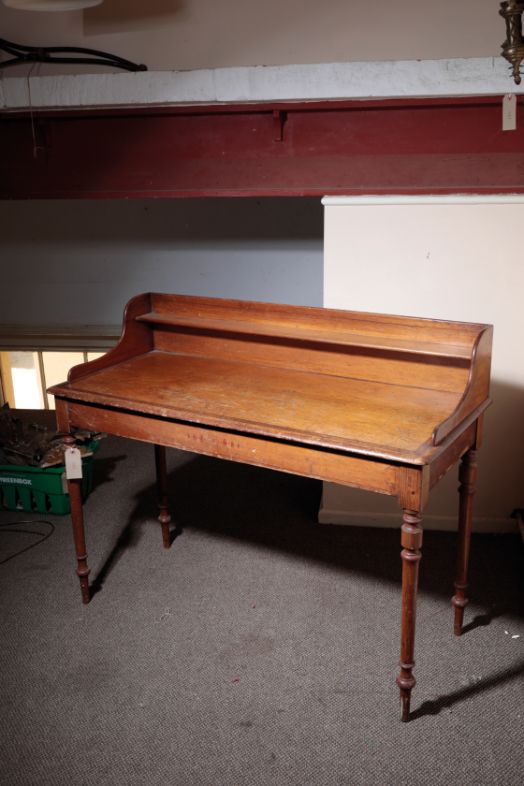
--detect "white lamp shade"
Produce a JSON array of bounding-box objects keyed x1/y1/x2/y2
[{"x1": 2, "y1": 0, "x2": 103, "y2": 9}]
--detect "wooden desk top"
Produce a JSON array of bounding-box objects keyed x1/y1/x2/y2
[
  {"x1": 60, "y1": 350, "x2": 462, "y2": 464},
  {"x1": 50, "y1": 293, "x2": 493, "y2": 468}
]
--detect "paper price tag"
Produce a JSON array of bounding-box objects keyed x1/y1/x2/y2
[
  {"x1": 65, "y1": 447, "x2": 83, "y2": 480},
  {"x1": 503, "y1": 94, "x2": 517, "y2": 131}
]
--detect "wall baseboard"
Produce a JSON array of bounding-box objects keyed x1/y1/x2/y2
[{"x1": 318, "y1": 505, "x2": 518, "y2": 535}]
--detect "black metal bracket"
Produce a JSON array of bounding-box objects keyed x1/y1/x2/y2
[
  {"x1": 273, "y1": 110, "x2": 287, "y2": 142},
  {"x1": 0, "y1": 37, "x2": 147, "y2": 72}
]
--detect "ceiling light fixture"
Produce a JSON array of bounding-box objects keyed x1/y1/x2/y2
[
  {"x1": 1, "y1": 1, "x2": 103, "y2": 10},
  {"x1": 500, "y1": 0, "x2": 524, "y2": 84}
]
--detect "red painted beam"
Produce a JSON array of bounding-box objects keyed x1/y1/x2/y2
[{"x1": 1, "y1": 97, "x2": 523, "y2": 198}]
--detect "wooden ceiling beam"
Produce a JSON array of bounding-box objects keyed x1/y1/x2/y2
[{"x1": 1, "y1": 96, "x2": 523, "y2": 198}]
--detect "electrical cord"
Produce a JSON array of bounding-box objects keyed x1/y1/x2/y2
[
  {"x1": 0, "y1": 38, "x2": 147, "y2": 72},
  {"x1": 0, "y1": 519, "x2": 55, "y2": 565}
]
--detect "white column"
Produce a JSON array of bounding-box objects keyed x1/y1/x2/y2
[{"x1": 321, "y1": 195, "x2": 524, "y2": 533}]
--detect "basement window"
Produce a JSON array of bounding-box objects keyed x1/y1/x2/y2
[{"x1": 0, "y1": 350, "x2": 105, "y2": 410}]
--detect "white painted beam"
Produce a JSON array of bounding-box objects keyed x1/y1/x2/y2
[{"x1": 1, "y1": 57, "x2": 523, "y2": 110}]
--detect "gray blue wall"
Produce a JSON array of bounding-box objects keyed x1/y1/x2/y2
[{"x1": 0, "y1": 199, "x2": 323, "y2": 328}]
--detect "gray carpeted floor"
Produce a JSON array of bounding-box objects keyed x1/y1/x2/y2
[{"x1": 1, "y1": 436, "x2": 523, "y2": 786}]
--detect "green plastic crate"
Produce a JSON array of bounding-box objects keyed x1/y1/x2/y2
[{"x1": 0, "y1": 442, "x2": 99, "y2": 515}]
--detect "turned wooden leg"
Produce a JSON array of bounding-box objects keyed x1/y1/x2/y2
[
  {"x1": 154, "y1": 445, "x2": 172, "y2": 548},
  {"x1": 63, "y1": 434, "x2": 91, "y2": 604},
  {"x1": 396, "y1": 510, "x2": 423, "y2": 722},
  {"x1": 67, "y1": 476, "x2": 91, "y2": 604},
  {"x1": 452, "y1": 448, "x2": 477, "y2": 635}
]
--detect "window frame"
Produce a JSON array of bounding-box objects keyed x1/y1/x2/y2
[{"x1": 0, "y1": 326, "x2": 118, "y2": 410}]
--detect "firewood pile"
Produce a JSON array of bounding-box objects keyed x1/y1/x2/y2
[{"x1": 0, "y1": 405, "x2": 101, "y2": 468}]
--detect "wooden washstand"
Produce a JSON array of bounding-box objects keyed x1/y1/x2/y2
[{"x1": 50, "y1": 293, "x2": 493, "y2": 722}]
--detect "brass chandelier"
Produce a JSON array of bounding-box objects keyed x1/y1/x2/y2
[{"x1": 500, "y1": 0, "x2": 524, "y2": 84}]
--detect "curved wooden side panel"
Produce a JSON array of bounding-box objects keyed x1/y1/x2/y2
[
  {"x1": 431, "y1": 325, "x2": 493, "y2": 446},
  {"x1": 66, "y1": 293, "x2": 153, "y2": 383}
]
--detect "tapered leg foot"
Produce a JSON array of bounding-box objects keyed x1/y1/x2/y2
[
  {"x1": 451, "y1": 449, "x2": 477, "y2": 635},
  {"x1": 452, "y1": 593, "x2": 468, "y2": 636},
  {"x1": 158, "y1": 510, "x2": 171, "y2": 549},
  {"x1": 397, "y1": 660, "x2": 416, "y2": 722},
  {"x1": 399, "y1": 688, "x2": 411, "y2": 723},
  {"x1": 154, "y1": 445, "x2": 172, "y2": 548},
  {"x1": 396, "y1": 510, "x2": 423, "y2": 722},
  {"x1": 78, "y1": 570, "x2": 91, "y2": 604}
]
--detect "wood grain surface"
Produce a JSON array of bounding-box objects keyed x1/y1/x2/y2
[{"x1": 62, "y1": 350, "x2": 462, "y2": 461}]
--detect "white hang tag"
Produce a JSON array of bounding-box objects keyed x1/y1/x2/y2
[
  {"x1": 65, "y1": 447, "x2": 83, "y2": 480},
  {"x1": 502, "y1": 94, "x2": 517, "y2": 131}
]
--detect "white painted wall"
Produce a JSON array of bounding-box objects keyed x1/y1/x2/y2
[
  {"x1": 0, "y1": 0, "x2": 502, "y2": 73},
  {"x1": 322, "y1": 196, "x2": 524, "y2": 533},
  {"x1": 0, "y1": 198, "x2": 323, "y2": 328}
]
